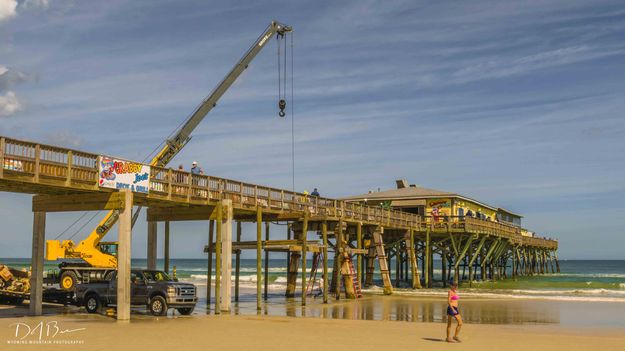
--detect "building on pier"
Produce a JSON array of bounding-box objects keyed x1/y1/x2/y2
[{"x1": 342, "y1": 179, "x2": 523, "y2": 227}]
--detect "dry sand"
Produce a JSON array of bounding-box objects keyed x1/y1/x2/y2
[{"x1": 1, "y1": 312, "x2": 624, "y2": 351}]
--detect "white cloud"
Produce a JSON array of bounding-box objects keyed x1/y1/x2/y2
[
  {"x1": 0, "y1": 0, "x2": 17, "y2": 22},
  {"x1": 22, "y1": 0, "x2": 50, "y2": 10},
  {"x1": 0, "y1": 91, "x2": 21, "y2": 116}
]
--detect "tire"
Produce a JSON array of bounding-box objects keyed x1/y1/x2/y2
[
  {"x1": 84, "y1": 294, "x2": 100, "y2": 314},
  {"x1": 60, "y1": 271, "x2": 78, "y2": 290},
  {"x1": 148, "y1": 295, "x2": 167, "y2": 316},
  {"x1": 177, "y1": 307, "x2": 194, "y2": 315}
]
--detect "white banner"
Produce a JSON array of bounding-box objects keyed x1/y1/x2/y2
[{"x1": 98, "y1": 156, "x2": 150, "y2": 193}]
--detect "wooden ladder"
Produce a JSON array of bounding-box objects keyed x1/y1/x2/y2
[{"x1": 372, "y1": 229, "x2": 393, "y2": 294}]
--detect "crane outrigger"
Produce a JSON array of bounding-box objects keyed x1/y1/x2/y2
[{"x1": 45, "y1": 21, "x2": 292, "y2": 290}]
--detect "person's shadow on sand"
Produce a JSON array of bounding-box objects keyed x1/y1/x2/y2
[{"x1": 422, "y1": 337, "x2": 446, "y2": 342}]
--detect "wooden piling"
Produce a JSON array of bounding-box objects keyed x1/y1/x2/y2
[
  {"x1": 206, "y1": 220, "x2": 214, "y2": 312},
  {"x1": 256, "y1": 207, "x2": 262, "y2": 310},
  {"x1": 301, "y1": 212, "x2": 309, "y2": 306},
  {"x1": 214, "y1": 202, "x2": 222, "y2": 314},
  {"x1": 116, "y1": 189, "x2": 133, "y2": 321},
  {"x1": 234, "y1": 221, "x2": 241, "y2": 302},
  {"x1": 164, "y1": 221, "x2": 170, "y2": 273},
  {"x1": 264, "y1": 221, "x2": 270, "y2": 300},
  {"x1": 29, "y1": 211, "x2": 46, "y2": 316},
  {"x1": 357, "y1": 222, "x2": 362, "y2": 288},
  {"x1": 322, "y1": 221, "x2": 329, "y2": 304},
  {"x1": 425, "y1": 227, "x2": 431, "y2": 288},
  {"x1": 408, "y1": 229, "x2": 421, "y2": 289}
]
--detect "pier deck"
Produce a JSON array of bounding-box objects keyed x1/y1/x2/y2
[{"x1": 0, "y1": 135, "x2": 559, "y2": 318}]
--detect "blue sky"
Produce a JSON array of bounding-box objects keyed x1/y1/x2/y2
[{"x1": 0, "y1": 0, "x2": 624, "y2": 259}]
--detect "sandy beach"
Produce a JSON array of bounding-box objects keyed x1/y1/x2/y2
[
  {"x1": 2, "y1": 292, "x2": 625, "y2": 351},
  {"x1": 1, "y1": 311, "x2": 624, "y2": 351}
]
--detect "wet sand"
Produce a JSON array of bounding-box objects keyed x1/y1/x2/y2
[{"x1": 2, "y1": 290, "x2": 625, "y2": 350}]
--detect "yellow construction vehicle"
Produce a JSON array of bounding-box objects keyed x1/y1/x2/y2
[{"x1": 45, "y1": 21, "x2": 293, "y2": 290}]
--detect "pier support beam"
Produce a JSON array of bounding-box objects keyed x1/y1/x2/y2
[
  {"x1": 219, "y1": 199, "x2": 233, "y2": 312},
  {"x1": 364, "y1": 245, "x2": 375, "y2": 287},
  {"x1": 164, "y1": 221, "x2": 170, "y2": 273},
  {"x1": 322, "y1": 221, "x2": 329, "y2": 303},
  {"x1": 147, "y1": 221, "x2": 157, "y2": 270},
  {"x1": 286, "y1": 222, "x2": 302, "y2": 297},
  {"x1": 407, "y1": 230, "x2": 422, "y2": 289},
  {"x1": 214, "y1": 204, "x2": 222, "y2": 314},
  {"x1": 425, "y1": 228, "x2": 431, "y2": 288},
  {"x1": 264, "y1": 221, "x2": 269, "y2": 300},
  {"x1": 29, "y1": 211, "x2": 46, "y2": 316},
  {"x1": 301, "y1": 212, "x2": 308, "y2": 305},
  {"x1": 256, "y1": 208, "x2": 262, "y2": 310},
  {"x1": 117, "y1": 189, "x2": 133, "y2": 321},
  {"x1": 234, "y1": 221, "x2": 241, "y2": 302},
  {"x1": 206, "y1": 220, "x2": 214, "y2": 312},
  {"x1": 357, "y1": 222, "x2": 363, "y2": 288}
]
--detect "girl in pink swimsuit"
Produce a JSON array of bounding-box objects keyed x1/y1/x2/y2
[{"x1": 446, "y1": 283, "x2": 463, "y2": 343}]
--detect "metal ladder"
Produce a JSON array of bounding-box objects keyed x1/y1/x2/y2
[
  {"x1": 345, "y1": 254, "x2": 363, "y2": 298},
  {"x1": 305, "y1": 252, "x2": 323, "y2": 296}
]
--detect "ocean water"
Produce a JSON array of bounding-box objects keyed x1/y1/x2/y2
[{"x1": 2, "y1": 258, "x2": 624, "y2": 302}]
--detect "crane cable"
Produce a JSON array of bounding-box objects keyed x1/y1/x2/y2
[{"x1": 55, "y1": 31, "x2": 293, "y2": 240}]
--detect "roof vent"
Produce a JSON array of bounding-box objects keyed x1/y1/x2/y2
[
  {"x1": 409, "y1": 184, "x2": 417, "y2": 188},
  {"x1": 396, "y1": 179, "x2": 408, "y2": 189}
]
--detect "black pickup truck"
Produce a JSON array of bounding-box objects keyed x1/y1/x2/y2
[{"x1": 75, "y1": 270, "x2": 197, "y2": 316}]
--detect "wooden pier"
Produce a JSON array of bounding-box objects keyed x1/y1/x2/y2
[{"x1": 0, "y1": 136, "x2": 558, "y2": 319}]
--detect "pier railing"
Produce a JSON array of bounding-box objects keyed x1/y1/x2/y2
[{"x1": 0, "y1": 136, "x2": 557, "y2": 249}]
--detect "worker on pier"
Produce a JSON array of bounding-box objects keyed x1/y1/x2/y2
[
  {"x1": 190, "y1": 161, "x2": 203, "y2": 175},
  {"x1": 311, "y1": 188, "x2": 320, "y2": 197}
]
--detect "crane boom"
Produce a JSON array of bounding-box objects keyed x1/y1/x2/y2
[
  {"x1": 46, "y1": 21, "x2": 292, "y2": 273},
  {"x1": 152, "y1": 20, "x2": 292, "y2": 167}
]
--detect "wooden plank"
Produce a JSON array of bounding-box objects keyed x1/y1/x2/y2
[{"x1": 32, "y1": 192, "x2": 125, "y2": 212}]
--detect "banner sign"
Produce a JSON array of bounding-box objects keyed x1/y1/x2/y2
[{"x1": 98, "y1": 156, "x2": 150, "y2": 193}]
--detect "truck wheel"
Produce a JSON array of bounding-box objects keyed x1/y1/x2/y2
[
  {"x1": 149, "y1": 296, "x2": 167, "y2": 316},
  {"x1": 177, "y1": 307, "x2": 194, "y2": 315},
  {"x1": 84, "y1": 294, "x2": 100, "y2": 314},
  {"x1": 60, "y1": 271, "x2": 78, "y2": 290}
]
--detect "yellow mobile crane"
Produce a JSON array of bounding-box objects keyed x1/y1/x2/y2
[{"x1": 46, "y1": 21, "x2": 292, "y2": 290}]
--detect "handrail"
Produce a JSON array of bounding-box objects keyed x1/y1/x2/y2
[{"x1": 0, "y1": 135, "x2": 557, "y2": 249}]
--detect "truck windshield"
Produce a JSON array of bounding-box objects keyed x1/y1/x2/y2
[{"x1": 142, "y1": 271, "x2": 173, "y2": 282}]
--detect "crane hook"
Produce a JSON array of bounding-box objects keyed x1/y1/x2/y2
[{"x1": 279, "y1": 99, "x2": 286, "y2": 117}]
